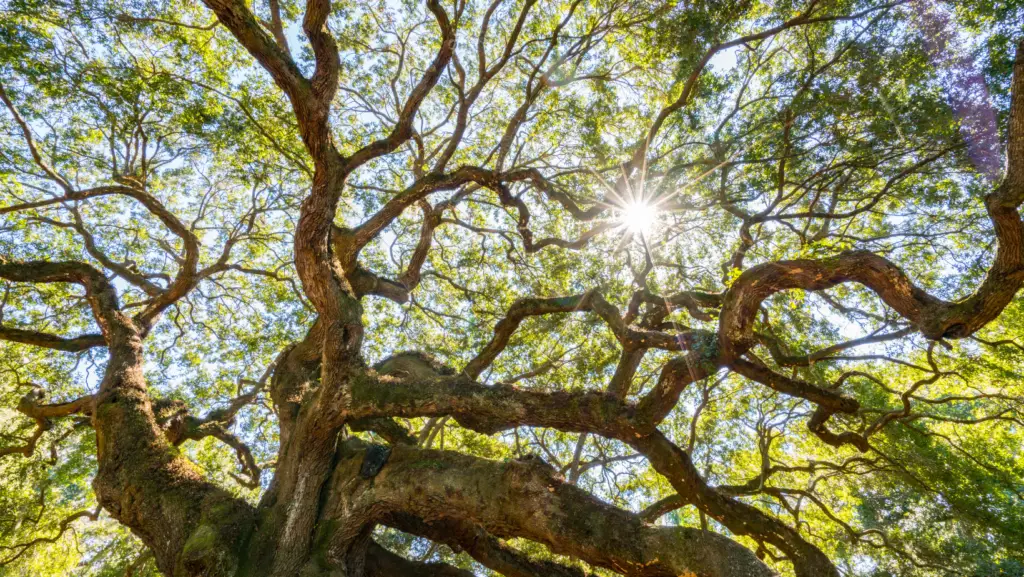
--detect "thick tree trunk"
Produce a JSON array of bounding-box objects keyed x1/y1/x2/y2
[{"x1": 12, "y1": 2, "x2": 1018, "y2": 575}]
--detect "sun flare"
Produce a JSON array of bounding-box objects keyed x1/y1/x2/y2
[{"x1": 620, "y1": 200, "x2": 658, "y2": 235}]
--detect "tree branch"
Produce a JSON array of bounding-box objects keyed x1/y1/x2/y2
[{"x1": 322, "y1": 439, "x2": 773, "y2": 577}]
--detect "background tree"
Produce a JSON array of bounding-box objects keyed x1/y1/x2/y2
[{"x1": 1, "y1": 0, "x2": 1023, "y2": 576}]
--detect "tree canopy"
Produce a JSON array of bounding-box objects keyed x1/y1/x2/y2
[{"x1": 1, "y1": 0, "x2": 1023, "y2": 576}]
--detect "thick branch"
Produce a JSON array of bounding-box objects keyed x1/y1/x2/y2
[
  {"x1": 200, "y1": 0, "x2": 311, "y2": 107},
  {"x1": 365, "y1": 541, "x2": 474, "y2": 577},
  {"x1": 0, "y1": 258, "x2": 128, "y2": 343},
  {"x1": 720, "y1": 39, "x2": 1024, "y2": 356},
  {"x1": 322, "y1": 440, "x2": 773, "y2": 577},
  {"x1": 385, "y1": 513, "x2": 594, "y2": 577},
  {"x1": 0, "y1": 326, "x2": 104, "y2": 351},
  {"x1": 347, "y1": 364, "x2": 836, "y2": 576}
]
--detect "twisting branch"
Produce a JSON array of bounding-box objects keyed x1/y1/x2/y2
[
  {"x1": 0, "y1": 181, "x2": 201, "y2": 334},
  {"x1": 344, "y1": 0, "x2": 456, "y2": 171},
  {"x1": 153, "y1": 356, "x2": 281, "y2": 487},
  {"x1": 719, "y1": 38, "x2": 1024, "y2": 361},
  {"x1": 0, "y1": 258, "x2": 127, "y2": 342},
  {"x1": 0, "y1": 80, "x2": 73, "y2": 191},
  {"x1": 348, "y1": 350, "x2": 846, "y2": 576},
  {"x1": 0, "y1": 508, "x2": 101, "y2": 567},
  {"x1": 463, "y1": 292, "x2": 595, "y2": 379},
  {"x1": 624, "y1": 0, "x2": 908, "y2": 178},
  {"x1": 321, "y1": 439, "x2": 773, "y2": 577},
  {"x1": 199, "y1": 0, "x2": 312, "y2": 109}
]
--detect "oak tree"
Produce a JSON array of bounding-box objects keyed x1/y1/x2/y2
[{"x1": 1, "y1": 1, "x2": 1023, "y2": 576}]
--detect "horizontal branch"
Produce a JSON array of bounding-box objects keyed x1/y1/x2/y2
[
  {"x1": 323, "y1": 440, "x2": 772, "y2": 577},
  {"x1": 0, "y1": 258, "x2": 131, "y2": 344},
  {"x1": 730, "y1": 357, "x2": 859, "y2": 415},
  {"x1": 0, "y1": 325, "x2": 105, "y2": 351},
  {"x1": 385, "y1": 513, "x2": 594, "y2": 577},
  {"x1": 347, "y1": 358, "x2": 839, "y2": 576},
  {"x1": 365, "y1": 541, "x2": 473, "y2": 577}
]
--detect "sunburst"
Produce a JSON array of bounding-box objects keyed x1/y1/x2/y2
[{"x1": 619, "y1": 200, "x2": 657, "y2": 235}]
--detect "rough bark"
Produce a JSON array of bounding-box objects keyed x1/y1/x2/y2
[
  {"x1": 5, "y1": 1, "x2": 1024, "y2": 576},
  {"x1": 320, "y1": 440, "x2": 773, "y2": 577}
]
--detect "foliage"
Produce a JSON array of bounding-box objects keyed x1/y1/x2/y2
[{"x1": 1, "y1": 0, "x2": 1023, "y2": 576}]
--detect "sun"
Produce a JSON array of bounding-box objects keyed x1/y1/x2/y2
[{"x1": 620, "y1": 200, "x2": 658, "y2": 235}]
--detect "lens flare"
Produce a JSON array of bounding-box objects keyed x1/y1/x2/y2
[{"x1": 621, "y1": 201, "x2": 657, "y2": 235}]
